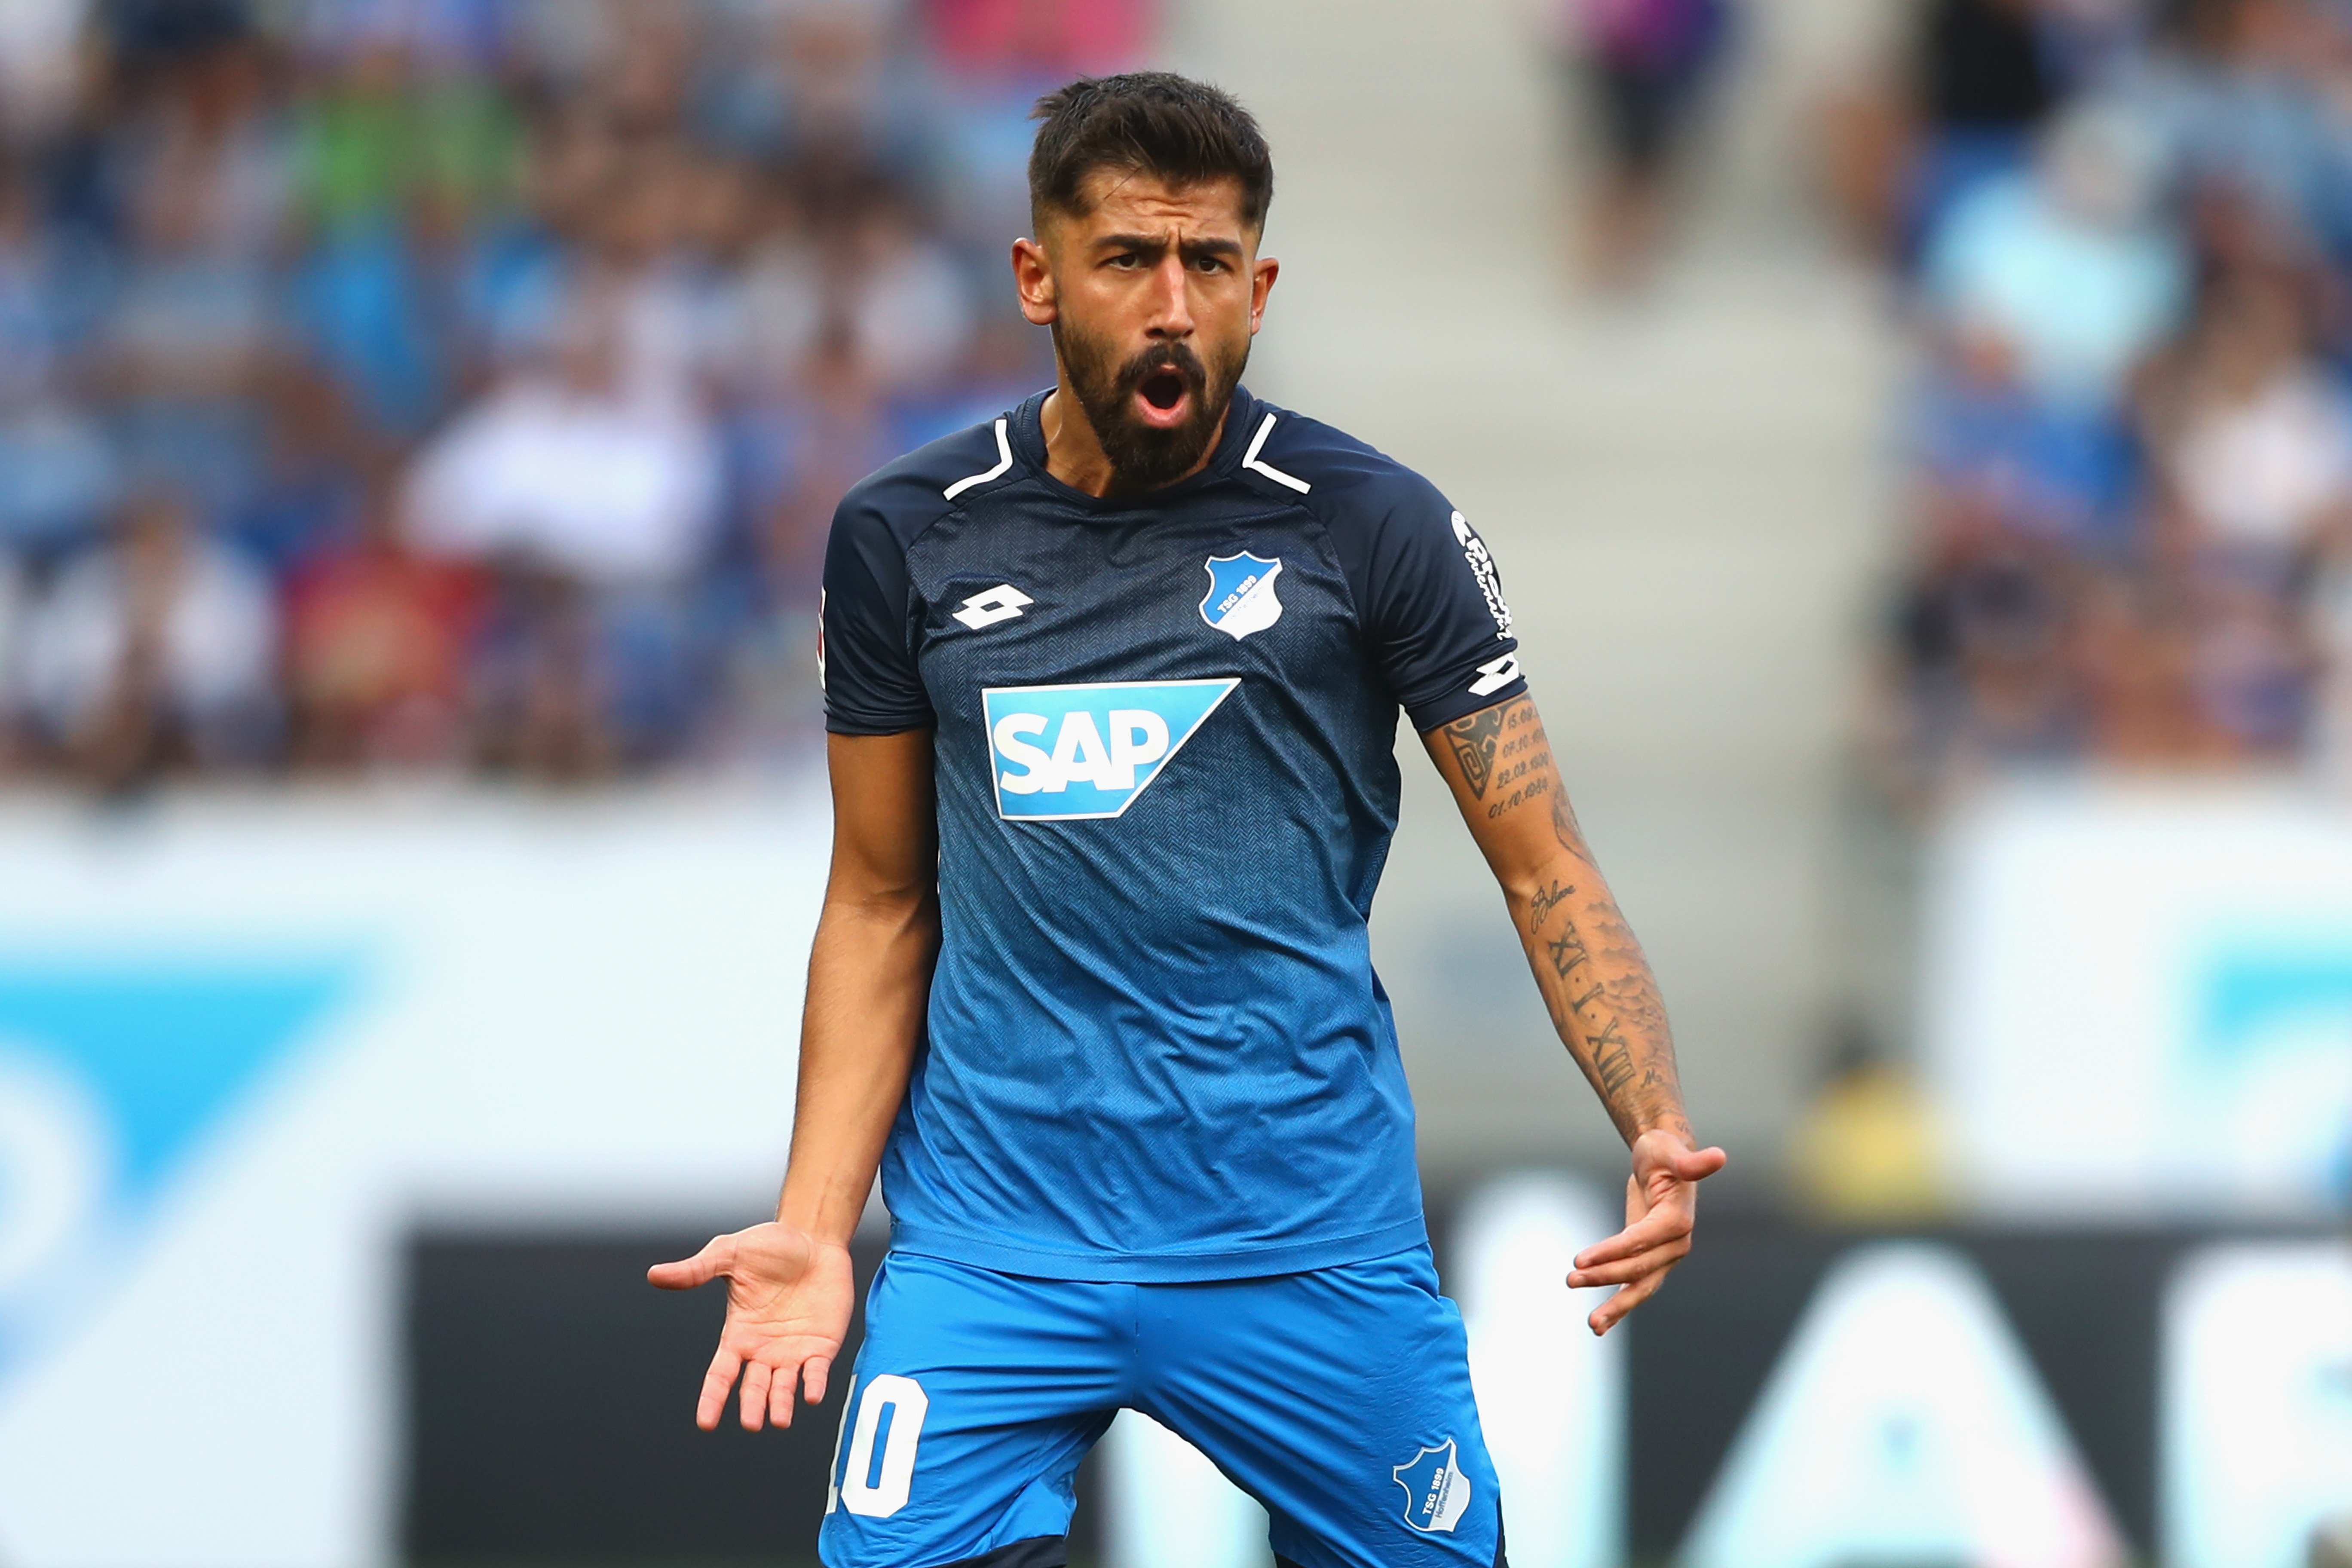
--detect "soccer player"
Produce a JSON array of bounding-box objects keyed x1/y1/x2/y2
[{"x1": 650, "y1": 71, "x2": 1726, "y2": 1568}]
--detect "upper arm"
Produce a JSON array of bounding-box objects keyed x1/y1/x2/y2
[
  {"x1": 817, "y1": 488, "x2": 939, "y2": 903},
  {"x1": 1334, "y1": 474, "x2": 1525, "y2": 732},
  {"x1": 821, "y1": 490, "x2": 936, "y2": 738},
  {"x1": 1421, "y1": 692, "x2": 1588, "y2": 899},
  {"x1": 825, "y1": 730, "x2": 937, "y2": 904}
]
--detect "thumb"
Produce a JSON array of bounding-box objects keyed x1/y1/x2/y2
[
  {"x1": 646, "y1": 1233, "x2": 735, "y2": 1292},
  {"x1": 1670, "y1": 1144, "x2": 1729, "y2": 1182}
]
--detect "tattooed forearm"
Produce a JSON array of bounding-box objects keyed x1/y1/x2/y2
[
  {"x1": 1551, "y1": 785, "x2": 1596, "y2": 866},
  {"x1": 1530, "y1": 879, "x2": 1687, "y2": 1141},
  {"x1": 1527, "y1": 880, "x2": 1575, "y2": 932},
  {"x1": 1545, "y1": 924, "x2": 1589, "y2": 981},
  {"x1": 1433, "y1": 693, "x2": 1692, "y2": 1145},
  {"x1": 1589, "y1": 1018, "x2": 1637, "y2": 1096}
]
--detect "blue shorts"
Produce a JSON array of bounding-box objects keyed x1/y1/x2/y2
[{"x1": 817, "y1": 1246, "x2": 1505, "y2": 1568}]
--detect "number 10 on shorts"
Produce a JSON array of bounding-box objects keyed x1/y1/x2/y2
[{"x1": 827, "y1": 1374, "x2": 930, "y2": 1518}]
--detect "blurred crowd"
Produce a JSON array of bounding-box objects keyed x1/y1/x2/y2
[
  {"x1": 0, "y1": 0, "x2": 1148, "y2": 789},
  {"x1": 1838, "y1": 0, "x2": 2352, "y2": 799}
]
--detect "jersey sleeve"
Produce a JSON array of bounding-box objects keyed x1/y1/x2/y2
[
  {"x1": 1344, "y1": 477, "x2": 1526, "y2": 732},
  {"x1": 820, "y1": 490, "x2": 935, "y2": 735}
]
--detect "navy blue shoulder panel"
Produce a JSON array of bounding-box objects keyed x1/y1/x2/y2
[
  {"x1": 821, "y1": 415, "x2": 1017, "y2": 735},
  {"x1": 1233, "y1": 403, "x2": 1525, "y2": 732}
]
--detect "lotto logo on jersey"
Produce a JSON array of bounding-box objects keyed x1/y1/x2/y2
[{"x1": 982, "y1": 679, "x2": 1238, "y2": 821}]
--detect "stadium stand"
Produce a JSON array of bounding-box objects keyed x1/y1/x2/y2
[
  {"x1": 0, "y1": 0, "x2": 1151, "y2": 788},
  {"x1": 1842, "y1": 0, "x2": 2352, "y2": 800}
]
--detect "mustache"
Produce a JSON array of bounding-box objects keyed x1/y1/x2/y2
[{"x1": 1116, "y1": 341, "x2": 1209, "y2": 398}]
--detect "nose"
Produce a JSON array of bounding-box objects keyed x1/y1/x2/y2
[{"x1": 1145, "y1": 252, "x2": 1194, "y2": 340}]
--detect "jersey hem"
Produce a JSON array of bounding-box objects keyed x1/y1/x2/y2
[{"x1": 883, "y1": 1214, "x2": 1432, "y2": 1283}]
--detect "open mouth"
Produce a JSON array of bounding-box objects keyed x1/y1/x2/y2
[{"x1": 1136, "y1": 367, "x2": 1191, "y2": 425}]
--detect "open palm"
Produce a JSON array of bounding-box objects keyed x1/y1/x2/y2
[{"x1": 647, "y1": 1222, "x2": 855, "y2": 1430}]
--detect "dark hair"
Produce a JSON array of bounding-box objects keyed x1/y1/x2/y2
[{"x1": 1029, "y1": 72, "x2": 1274, "y2": 235}]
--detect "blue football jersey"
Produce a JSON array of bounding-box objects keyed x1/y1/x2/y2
[{"x1": 821, "y1": 385, "x2": 1525, "y2": 1282}]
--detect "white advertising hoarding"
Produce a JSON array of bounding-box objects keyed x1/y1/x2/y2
[
  {"x1": 0, "y1": 790, "x2": 830, "y2": 1568},
  {"x1": 1925, "y1": 781, "x2": 2352, "y2": 1219}
]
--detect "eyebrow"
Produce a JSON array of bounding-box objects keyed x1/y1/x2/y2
[{"x1": 1094, "y1": 231, "x2": 1246, "y2": 261}]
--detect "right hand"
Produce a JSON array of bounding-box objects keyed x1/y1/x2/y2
[{"x1": 647, "y1": 1222, "x2": 855, "y2": 1431}]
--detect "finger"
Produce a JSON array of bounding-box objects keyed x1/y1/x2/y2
[
  {"x1": 771, "y1": 1358, "x2": 798, "y2": 1429},
  {"x1": 1589, "y1": 1264, "x2": 1672, "y2": 1335},
  {"x1": 740, "y1": 1360, "x2": 772, "y2": 1431},
  {"x1": 1574, "y1": 1203, "x2": 1694, "y2": 1270},
  {"x1": 648, "y1": 1234, "x2": 735, "y2": 1292},
  {"x1": 802, "y1": 1354, "x2": 832, "y2": 1409},
  {"x1": 1568, "y1": 1238, "x2": 1688, "y2": 1289},
  {"x1": 696, "y1": 1344, "x2": 742, "y2": 1431}
]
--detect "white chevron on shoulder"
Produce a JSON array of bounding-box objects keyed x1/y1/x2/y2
[
  {"x1": 943, "y1": 418, "x2": 1015, "y2": 501},
  {"x1": 1241, "y1": 411, "x2": 1311, "y2": 493}
]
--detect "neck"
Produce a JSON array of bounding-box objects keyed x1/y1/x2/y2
[{"x1": 1040, "y1": 371, "x2": 1231, "y2": 499}]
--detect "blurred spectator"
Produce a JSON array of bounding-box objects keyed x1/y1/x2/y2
[
  {"x1": 925, "y1": 0, "x2": 1154, "y2": 80},
  {"x1": 0, "y1": 0, "x2": 91, "y2": 140},
  {"x1": 1785, "y1": 1023, "x2": 1948, "y2": 1222},
  {"x1": 1820, "y1": 0, "x2": 2058, "y2": 266},
  {"x1": 15, "y1": 490, "x2": 278, "y2": 790},
  {"x1": 403, "y1": 278, "x2": 721, "y2": 586},
  {"x1": 283, "y1": 471, "x2": 482, "y2": 771},
  {"x1": 1553, "y1": 0, "x2": 1733, "y2": 288},
  {"x1": 401, "y1": 270, "x2": 722, "y2": 777},
  {"x1": 2152, "y1": 271, "x2": 2352, "y2": 567},
  {"x1": 1906, "y1": 319, "x2": 2142, "y2": 554},
  {"x1": 94, "y1": 113, "x2": 283, "y2": 517},
  {"x1": 1923, "y1": 104, "x2": 2185, "y2": 412}
]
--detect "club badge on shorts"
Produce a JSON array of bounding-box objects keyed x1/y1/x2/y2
[
  {"x1": 1391, "y1": 1436, "x2": 1473, "y2": 1534},
  {"x1": 1200, "y1": 551, "x2": 1283, "y2": 640}
]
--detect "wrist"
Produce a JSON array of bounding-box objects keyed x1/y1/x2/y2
[
  {"x1": 775, "y1": 1179, "x2": 876, "y2": 1250},
  {"x1": 1632, "y1": 1114, "x2": 1695, "y2": 1146}
]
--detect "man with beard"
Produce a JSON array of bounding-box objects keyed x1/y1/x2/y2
[{"x1": 651, "y1": 72, "x2": 1724, "y2": 1568}]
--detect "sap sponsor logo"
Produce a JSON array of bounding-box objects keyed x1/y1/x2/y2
[
  {"x1": 1451, "y1": 511, "x2": 1512, "y2": 640},
  {"x1": 1392, "y1": 1437, "x2": 1473, "y2": 1535},
  {"x1": 1200, "y1": 552, "x2": 1283, "y2": 641},
  {"x1": 983, "y1": 679, "x2": 1237, "y2": 821}
]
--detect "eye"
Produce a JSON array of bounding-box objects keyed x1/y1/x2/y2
[
  {"x1": 1107, "y1": 252, "x2": 1141, "y2": 270},
  {"x1": 1192, "y1": 255, "x2": 1228, "y2": 273}
]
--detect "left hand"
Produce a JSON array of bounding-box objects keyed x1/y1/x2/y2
[{"x1": 1567, "y1": 1128, "x2": 1727, "y2": 1336}]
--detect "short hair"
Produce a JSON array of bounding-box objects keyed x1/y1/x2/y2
[{"x1": 1028, "y1": 72, "x2": 1274, "y2": 236}]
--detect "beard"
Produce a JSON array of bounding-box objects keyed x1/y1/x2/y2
[{"x1": 1052, "y1": 319, "x2": 1248, "y2": 493}]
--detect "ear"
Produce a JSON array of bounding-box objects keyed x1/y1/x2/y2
[
  {"x1": 1248, "y1": 254, "x2": 1279, "y2": 337},
  {"x1": 1013, "y1": 236, "x2": 1057, "y2": 327}
]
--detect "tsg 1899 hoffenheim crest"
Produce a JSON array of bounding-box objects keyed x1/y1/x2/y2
[
  {"x1": 1199, "y1": 551, "x2": 1283, "y2": 640},
  {"x1": 1391, "y1": 1437, "x2": 1473, "y2": 1534}
]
